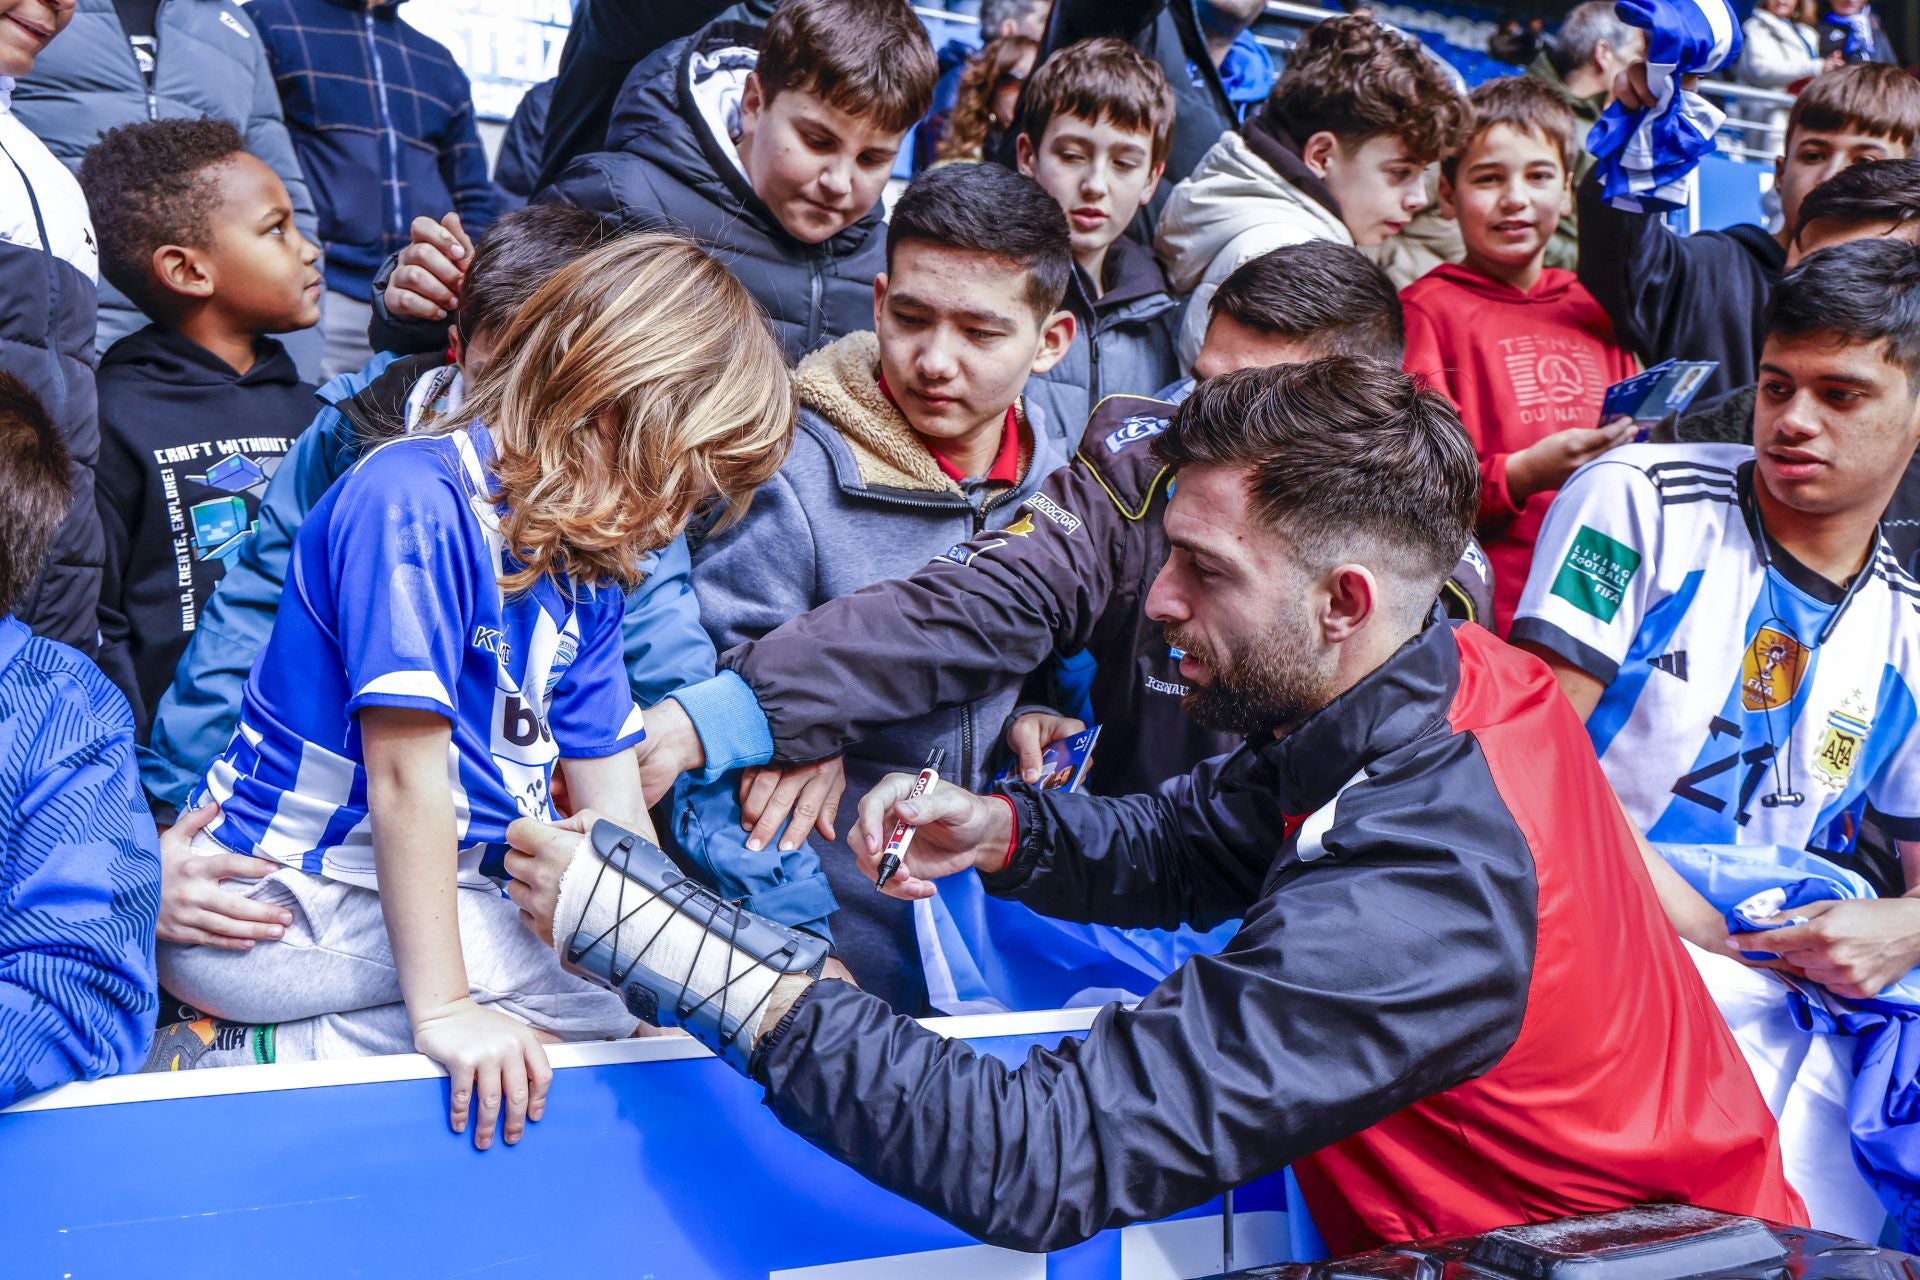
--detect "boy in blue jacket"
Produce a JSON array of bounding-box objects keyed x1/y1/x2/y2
[
  {"x1": 143, "y1": 204, "x2": 832, "y2": 964},
  {"x1": 0, "y1": 371, "x2": 162, "y2": 1108},
  {"x1": 243, "y1": 0, "x2": 497, "y2": 379}
]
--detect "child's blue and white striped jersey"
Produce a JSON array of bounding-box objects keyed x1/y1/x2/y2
[
  {"x1": 196, "y1": 423, "x2": 645, "y2": 889},
  {"x1": 1512, "y1": 443, "x2": 1920, "y2": 865}
]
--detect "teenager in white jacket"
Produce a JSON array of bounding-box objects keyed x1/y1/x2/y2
[{"x1": 1155, "y1": 16, "x2": 1466, "y2": 369}]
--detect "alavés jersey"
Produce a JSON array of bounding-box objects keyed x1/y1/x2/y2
[
  {"x1": 1511, "y1": 443, "x2": 1920, "y2": 863},
  {"x1": 196, "y1": 424, "x2": 645, "y2": 889}
]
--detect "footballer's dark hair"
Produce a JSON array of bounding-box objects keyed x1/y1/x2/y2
[
  {"x1": 459, "y1": 204, "x2": 622, "y2": 344},
  {"x1": 1154, "y1": 356, "x2": 1479, "y2": 598},
  {"x1": 885, "y1": 162, "x2": 1072, "y2": 319}
]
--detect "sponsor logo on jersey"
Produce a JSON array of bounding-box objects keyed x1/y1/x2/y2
[
  {"x1": 1812, "y1": 690, "x2": 1873, "y2": 790},
  {"x1": 1104, "y1": 413, "x2": 1170, "y2": 454},
  {"x1": 472, "y1": 626, "x2": 505, "y2": 655},
  {"x1": 1741, "y1": 626, "x2": 1809, "y2": 712},
  {"x1": 1550, "y1": 525, "x2": 1641, "y2": 622},
  {"x1": 1022, "y1": 493, "x2": 1082, "y2": 533}
]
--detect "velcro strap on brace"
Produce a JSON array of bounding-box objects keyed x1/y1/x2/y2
[{"x1": 553, "y1": 820, "x2": 830, "y2": 1073}]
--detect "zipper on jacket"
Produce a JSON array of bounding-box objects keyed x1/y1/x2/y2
[
  {"x1": 807, "y1": 257, "x2": 825, "y2": 352},
  {"x1": 118, "y1": 1, "x2": 161, "y2": 120},
  {"x1": 363, "y1": 11, "x2": 405, "y2": 243}
]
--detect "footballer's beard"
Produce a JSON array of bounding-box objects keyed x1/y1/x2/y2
[{"x1": 1165, "y1": 618, "x2": 1338, "y2": 738}]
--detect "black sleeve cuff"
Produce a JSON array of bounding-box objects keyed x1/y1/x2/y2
[
  {"x1": 1873, "y1": 811, "x2": 1920, "y2": 842},
  {"x1": 979, "y1": 786, "x2": 1046, "y2": 897},
  {"x1": 1507, "y1": 617, "x2": 1621, "y2": 686}
]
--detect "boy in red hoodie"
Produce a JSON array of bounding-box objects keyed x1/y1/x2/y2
[{"x1": 1402, "y1": 76, "x2": 1637, "y2": 632}]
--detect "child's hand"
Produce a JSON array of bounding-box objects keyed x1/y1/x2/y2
[
  {"x1": 157, "y1": 803, "x2": 293, "y2": 950},
  {"x1": 412, "y1": 998, "x2": 553, "y2": 1150},
  {"x1": 1506, "y1": 417, "x2": 1637, "y2": 505}
]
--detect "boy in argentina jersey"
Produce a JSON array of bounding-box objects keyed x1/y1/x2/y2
[
  {"x1": 1513, "y1": 238, "x2": 1920, "y2": 1000},
  {"x1": 149, "y1": 237, "x2": 797, "y2": 1147}
]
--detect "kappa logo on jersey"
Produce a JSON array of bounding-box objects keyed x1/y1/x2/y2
[
  {"x1": 1812, "y1": 690, "x2": 1873, "y2": 789},
  {"x1": 1023, "y1": 493, "x2": 1082, "y2": 534},
  {"x1": 1741, "y1": 626, "x2": 1809, "y2": 712},
  {"x1": 1103, "y1": 413, "x2": 1170, "y2": 455},
  {"x1": 1551, "y1": 525, "x2": 1641, "y2": 622}
]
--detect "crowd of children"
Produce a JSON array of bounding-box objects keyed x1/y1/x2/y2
[{"x1": 4, "y1": 0, "x2": 1920, "y2": 1242}]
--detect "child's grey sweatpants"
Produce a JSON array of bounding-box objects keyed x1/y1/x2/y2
[{"x1": 157, "y1": 832, "x2": 638, "y2": 1061}]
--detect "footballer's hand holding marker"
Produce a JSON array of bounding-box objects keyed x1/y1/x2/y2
[
  {"x1": 552, "y1": 820, "x2": 829, "y2": 1073},
  {"x1": 876, "y1": 747, "x2": 945, "y2": 889}
]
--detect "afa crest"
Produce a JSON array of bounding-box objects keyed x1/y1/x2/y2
[{"x1": 1812, "y1": 690, "x2": 1873, "y2": 790}]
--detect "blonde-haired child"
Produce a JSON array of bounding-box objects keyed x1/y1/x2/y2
[{"x1": 153, "y1": 235, "x2": 795, "y2": 1147}]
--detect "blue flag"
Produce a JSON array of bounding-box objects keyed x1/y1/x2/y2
[{"x1": 1587, "y1": 0, "x2": 1743, "y2": 212}]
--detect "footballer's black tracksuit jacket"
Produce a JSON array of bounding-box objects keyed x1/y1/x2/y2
[
  {"x1": 721, "y1": 395, "x2": 1496, "y2": 796},
  {"x1": 750, "y1": 618, "x2": 1801, "y2": 1254}
]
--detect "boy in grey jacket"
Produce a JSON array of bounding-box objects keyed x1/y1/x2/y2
[{"x1": 680, "y1": 163, "x2": 1075, "y2": 1013}]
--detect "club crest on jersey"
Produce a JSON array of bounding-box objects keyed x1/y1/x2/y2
[
  {"x1": 1104, "y1": 413, "x2": 1170, "y2": 454},
  {"x1": 543, "y1": 633, "x2": 578, "y2": 698},
  {"x1": 1812, "y1": 691, "x2": 1873, "y2": 790},
  {"x1": 1740, "y1": 626, "x2": 1809, "y2": 712}
]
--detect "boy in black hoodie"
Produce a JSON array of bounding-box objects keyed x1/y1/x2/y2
[{"x1": 78, "y1": 118, "x2": 322, "y2": 740}]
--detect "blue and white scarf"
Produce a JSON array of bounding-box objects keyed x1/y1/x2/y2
[
  {"x1": 1662, "y1": 842, "x2": 1920, "y2": 1248},
  {"x1": 1587, "y1": 0, "x2": 1743, "y2": 213}
]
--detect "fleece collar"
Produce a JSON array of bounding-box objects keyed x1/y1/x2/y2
[{"x1": 794, "y1": 332, "x2": 1031, "y2": 494}]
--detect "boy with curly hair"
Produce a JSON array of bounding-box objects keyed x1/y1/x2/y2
[
  {"x1": 1156, "y1": 15, "x2": 1469, "y2": 368},
  {"x1": 78, "y1": 118, "x2": 322, "y2": 743}
]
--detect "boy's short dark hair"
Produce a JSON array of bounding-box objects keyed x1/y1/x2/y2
[
  {"x1": 1441, "y1": 76, "x2": 1575, "y2": 183},
  {"x1": 1018, "y1": 37, "x2": 1177, "y2": 169},
  {"x1": 1767, "y1": 238, "x2": 1920, "y2": 387},
  {"x1": 757, "y1": 0, "x2": 938, "y2": 136},
  {"x1": 1793, "y1": 158, "x2": 1920, "y2": 243},
  {"x1": 77, "y1": 117, "x2": 248, "y2": 321},
  {"x1": 1153, "y1": 356, "x2": 1479, "y2": 595},
  {"x1": 1263, "y1": 16, "x2": 1469, "y2": 165},
  {"x1": 886, "y1": 163, "x2": 1072, "y2": 320},
  {"x1": 0, "y1": 374, "x2": 71, "y2": 618},
  {"x1": 460, "y1": 204, "x2": 621, "y2": 344},
  {"x1": 1208, "y1": 241, "x2": 1406, "y2": 363},
  {"x1": 1786, "y1": 63, "x2": 1920, "y2": 153}
]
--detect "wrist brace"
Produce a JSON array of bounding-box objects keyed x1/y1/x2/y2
[{"x1": 552, "y1": 819, "x2": 830, "y2": 1073}]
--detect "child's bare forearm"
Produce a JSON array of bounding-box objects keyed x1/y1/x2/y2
[
  {"x1": 559, "y1": 751, "x2": 654, "y2": 841},
  {"x1": 362, "y1": 708, "x2": 469, "y2": 1021}
]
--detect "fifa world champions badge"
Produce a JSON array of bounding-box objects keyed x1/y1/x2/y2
[{"x1": 1812, "y1": 690, "x2": 1873, "y2": 791}]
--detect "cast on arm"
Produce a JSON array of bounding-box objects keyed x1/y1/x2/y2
[{"x1": 0, "y1": 667, "x2": 161, "y2": 1107}]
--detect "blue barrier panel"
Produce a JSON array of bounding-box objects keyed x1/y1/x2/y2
[{"x1": 0, "y1": 1008, "x2": 1296, "y2": 1279}]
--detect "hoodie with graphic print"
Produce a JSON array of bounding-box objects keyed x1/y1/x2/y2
[
  {"x1": 94, "y1": 326, "x2": 311, "y2": 740},
  {"x1": 1401, "y1": 262, "x2": 1635, "y2": 633}
]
